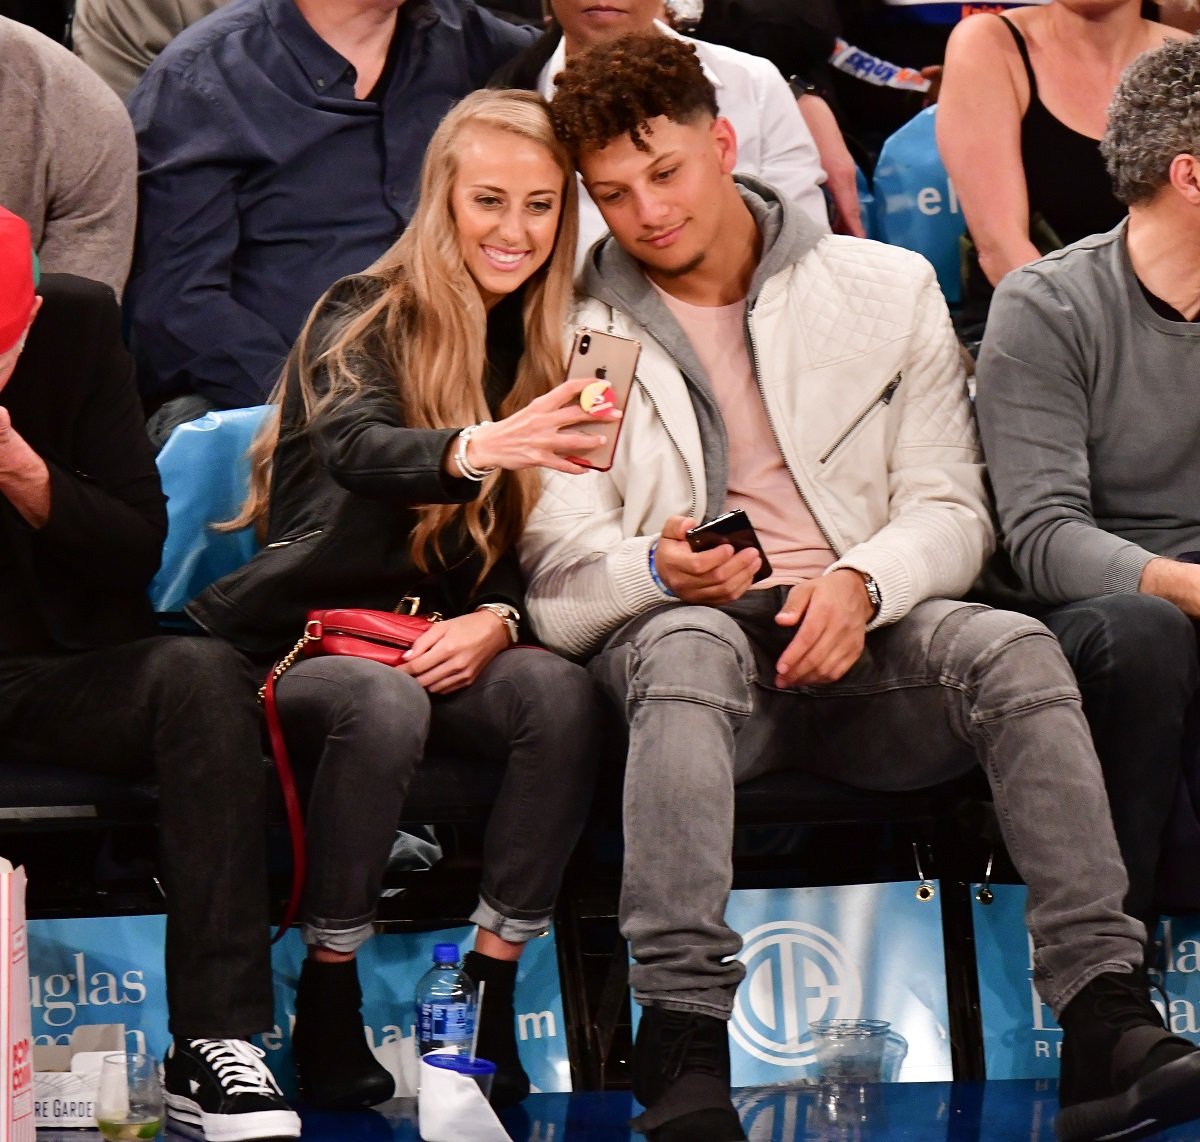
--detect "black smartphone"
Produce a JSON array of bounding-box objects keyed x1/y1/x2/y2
[
  {"x1": 562, "y1": 327, "x2": 641, "y2": 472},
  {"x1": 685, "y1": 509, "x2": 773, "y2": 583}
]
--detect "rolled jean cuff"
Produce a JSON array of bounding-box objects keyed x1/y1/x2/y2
[
  {"x1": 1042, "y1": 959, "x2": 1138, "y2": 1019},
  {"x1": 634, "y1": 992, "x2": 734, "y2": 1021},
  {"x1": 470, "y1": 898, "x2": 551, "y2": 944},
  {"x1": 302, "y1": 918, "x2": 375, "y2": 955}
]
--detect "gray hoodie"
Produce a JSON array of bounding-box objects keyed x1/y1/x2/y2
[{"x1": 579, "y1": 174, "x2": 826, "y2": 520}]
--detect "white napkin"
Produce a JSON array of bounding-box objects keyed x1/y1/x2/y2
[{"x1": 417, "y1": 1055, "x2": 509, "y2": 1142}]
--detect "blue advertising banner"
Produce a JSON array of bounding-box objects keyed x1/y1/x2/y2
[
  {"x1": 28, "y1": 915, "x2": 170, "y2": 1060},
  {"x1": 973, "y1": 884, "x2": 1200, "y2": 1079},
  {"x1": 631, "y1": 884, "x2": 953, "y2": 1088},
  {"x1": 28, "y1": 915, "x2": 571, "y2": 1098}
]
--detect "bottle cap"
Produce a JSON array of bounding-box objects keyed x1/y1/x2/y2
[{"x1": 433, "y1": 942, "x2": 459, "y2": 964}]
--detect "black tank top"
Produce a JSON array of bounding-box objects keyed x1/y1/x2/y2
[{"x1": 999, "y1": 16, "x2": 1125, "y2": 245}]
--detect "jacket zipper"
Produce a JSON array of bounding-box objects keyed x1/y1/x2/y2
[
  {"x1": 265, "y1": 527, "x2": 323, "y2": 549},
  {"x1": 637, "y1": 378, "x2": 700, "y2": 519},
  {"x1": 745, "y1": 307, "x2": 840, "y2": 556},
  {"x1": 818, "y1": 374, "x2": 902, "y2": 465}
]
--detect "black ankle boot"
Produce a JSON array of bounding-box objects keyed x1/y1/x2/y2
[
  {"x1": 630, "y1": 1006, "x2": 746, "y2": 1142},
  {"x1": 1056, "y1": 968, "x2": 1200, "y2": 1141},
  {"x1": 292, "y1": 958, "x2": 395, "y2": 1109},
  {"x1": 462, "y1": 951, "x2": 530, "y2": 1108}
]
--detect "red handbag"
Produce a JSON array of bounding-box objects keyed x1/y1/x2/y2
[{"x1": 260, "y1": 603, "x2": 439, "y2": 940}]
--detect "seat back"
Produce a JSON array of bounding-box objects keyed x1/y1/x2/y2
[
  {"x1": 149, "y1": 406, "x2": 272, "y2": 614},
  {"x1": 871, "y1": 106, "x2": 965, "y2": 305}
]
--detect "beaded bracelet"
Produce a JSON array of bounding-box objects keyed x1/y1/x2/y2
[
  {"x1": 454, "y1": 421, "x2": 496, "y2": 482},
  {"x1": 648, "y1": 540, "x2": 677, "y2": 599}
]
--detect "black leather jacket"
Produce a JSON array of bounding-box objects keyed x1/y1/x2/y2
[{"x1": 188, "y1": 276, "x2": 528, "y2": 656}]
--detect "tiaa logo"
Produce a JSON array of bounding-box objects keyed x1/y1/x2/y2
[{"x1": 729, "y1": 921, "x2": 862, "y2": 1066}]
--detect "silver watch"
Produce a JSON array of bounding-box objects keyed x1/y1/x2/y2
[
  {"x1": 476, "y1": 602, "x2": 520, "y2": 644},
  {"x1": 860, "y1": 573, "x2": 883, "y2": 618}
]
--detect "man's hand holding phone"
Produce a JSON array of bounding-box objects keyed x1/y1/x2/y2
[
  {"x1": 653, "y1": 515, "x2": 762, "y2": 605},
  {"x1": 773, "y1": 570, "x2": 874, "y2": 687}
]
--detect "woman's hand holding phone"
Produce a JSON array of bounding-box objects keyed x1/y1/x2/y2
[
  {"x1": 458, "y1": 377, "x2": 620, "y2": 476},
  {"x1": 653, "y1": 515, "x2": 762, "y2": 605}
]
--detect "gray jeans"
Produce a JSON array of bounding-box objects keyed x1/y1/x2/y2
[
  {"x1": 275, "y1": 648, "x2": 599, "y2": 953},
  {"x1": 589, "y1": 591, "x2": 1144, "y2": 1021}
]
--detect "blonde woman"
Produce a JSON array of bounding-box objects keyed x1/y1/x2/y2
[{"x1": 189, "y1": 89, "x2": 605, "y2": 1110}]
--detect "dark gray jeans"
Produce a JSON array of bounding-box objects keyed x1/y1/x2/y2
[
  {"x1": 274, "y1": 648, "x2": 599, "y2": 952},
  {"x1": 0, "y1": 637, "x2": 273, "y2": 1039},
  {"x1": 590, "y1": 592, "x2": 1144, "y2": 1021}
]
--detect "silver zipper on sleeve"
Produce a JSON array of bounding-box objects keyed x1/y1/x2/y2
[
  {"x1": 745, "y1": 308, "x2": 840, "y2": 555},
  {"x1": 818, "y1": 374, "x2": 902, "y2": 465},
  {"x1": 265, "y1": 527, "x2": 323, "y2": 549}
]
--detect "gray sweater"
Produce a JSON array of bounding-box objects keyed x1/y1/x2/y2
[
  {"x1": 0, "y1": 16, "x2": 136, "y2": 297},
  {"x1": 976, "y1": 221, "x2": 1200, "y2": 605}
]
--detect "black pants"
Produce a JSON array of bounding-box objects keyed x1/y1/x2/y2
[
  {"x1": 0, "y1": 637, "x2": 273, "y2": 1039},
  {"x1": 273, "y1": 648, "x2": 600, "y2": 951},
  {"x1": 1041, "y1": 594, "x2": 1199, "y2": 928}
]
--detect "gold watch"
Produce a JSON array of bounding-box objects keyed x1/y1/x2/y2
[{"x1": 476, "y1": 602, "x2": 520, "y2": 644}]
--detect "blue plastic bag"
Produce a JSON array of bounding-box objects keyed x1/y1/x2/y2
[{"x1": 150, "y1": 406, "x2": 272, "y2": 614}]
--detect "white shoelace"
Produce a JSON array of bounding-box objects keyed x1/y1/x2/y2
[{"x1": 189, "y1": 1039, "x2": 282, "y2": 1097}]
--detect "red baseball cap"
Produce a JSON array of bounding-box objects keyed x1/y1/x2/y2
[{"x1": 0, "y1": 206, "x2": 37, "y2": 355}]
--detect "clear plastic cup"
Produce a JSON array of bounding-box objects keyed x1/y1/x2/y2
[{"x1": 808, "y1": 1018, "x2": 891, "y2": 1083}]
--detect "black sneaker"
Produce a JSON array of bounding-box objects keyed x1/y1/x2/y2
[
  {"x1": 630, "y1": 1006, "x2": 747, "y2": 1141},
  {"x1": 1057, "y1": 969, "x2": 1200, "y2": 1141},
  {"x1": 163, "y1": 1038, "x2": 301, "y2": 1141}
]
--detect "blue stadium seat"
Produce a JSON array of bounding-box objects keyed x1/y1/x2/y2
[{"x1": 871, "y1": 106, "x2": 965, "y2": 305}]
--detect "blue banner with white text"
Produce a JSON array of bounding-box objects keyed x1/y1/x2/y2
[
  {"x1": 973, "y1": 883, "x2": 1200, "y2": 1078},
  {"x1": 27, "y1": 915, "x2": 571, "y2": 1099}
]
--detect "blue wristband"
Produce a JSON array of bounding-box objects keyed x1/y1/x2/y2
[{"x1": 648, "y1": 540, "x2": 677, "y2": 599}]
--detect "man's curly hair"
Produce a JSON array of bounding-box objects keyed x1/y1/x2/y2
[
  {"x1": 1102, "y1": 38, "x2": 1200, "y2": 206},
  {"x1": 550, "y1": 32, "x2": 719, "y2": 157}
]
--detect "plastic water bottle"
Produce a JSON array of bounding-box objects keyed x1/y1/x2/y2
[{"x1": 415, "y1": 943, "x2": 477, "y2": 1057}]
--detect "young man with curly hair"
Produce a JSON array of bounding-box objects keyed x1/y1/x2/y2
[{"x1": 519, "y1": 31, "x2": 1200, "y2": 1142}]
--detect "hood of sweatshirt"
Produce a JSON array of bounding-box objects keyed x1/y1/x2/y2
[{"x1": 578, "y1": 174, "x2": 826, "y2": 521}]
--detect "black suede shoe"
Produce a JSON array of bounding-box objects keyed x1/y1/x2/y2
[
  {"x1": 1056, "y1": 969, "x2": 1200, "y2": 1141},
  {"x1": 292, "y1": 958, "x2": 395, "y2": 1109},
  {"x1": 462, "y1": 950, "x2": 530, "y2": 1108},
  {"x1": 630, "y1": 1006, "x2": 746, "y2": 1142}
]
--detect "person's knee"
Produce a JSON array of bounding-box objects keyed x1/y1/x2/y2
[
  {"x1": 279, "y1": 657, "x2": 431, "y2": 761},
  {"x1": 933, "y1": 606, "x2": 1082, "y2": 712},
  {"x1": 148, "y1": 637, "x2": 258, "y2": 708},
  {"x1": 1063, "y1": 595, "x2": 1197, "y2": 695},
  {"x1": 493, "y1": 650, "x2": 598, "y2": 733},
  {"x1": 624, "y1": 607, "x2": 756, "y2": 712}
]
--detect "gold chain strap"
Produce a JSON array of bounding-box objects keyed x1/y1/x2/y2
[{"x1": 257, "y1": 620, "x2": 322, "y2": 703}]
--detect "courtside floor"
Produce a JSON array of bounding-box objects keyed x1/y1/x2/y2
[{"x1": 38, "y1": 1081, "x2": 1200, "y2": 1140}]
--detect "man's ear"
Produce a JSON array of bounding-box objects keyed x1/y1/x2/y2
[
  {"x1": 1168, "y1": 153, "x2": 1200, "y2": 205},
  {"x1": 710, "y1": 116, "x2": 738, "y2": 176}
]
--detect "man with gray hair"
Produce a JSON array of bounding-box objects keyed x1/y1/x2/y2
[{"x1": 976, "y1": 38, "x2": 1200, "y2": 928}]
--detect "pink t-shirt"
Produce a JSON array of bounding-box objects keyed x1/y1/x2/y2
[{"x1": 655, "y1": 285, "x2": 835, "y2": 587}]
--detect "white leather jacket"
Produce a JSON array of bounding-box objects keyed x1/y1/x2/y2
[{"x1": 520, "y1": 180, "x2": 993, "y2": 659}]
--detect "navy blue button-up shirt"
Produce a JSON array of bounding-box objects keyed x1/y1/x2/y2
[{"x1": 126, "y1": 0, "x2": 533, "y2": 409}]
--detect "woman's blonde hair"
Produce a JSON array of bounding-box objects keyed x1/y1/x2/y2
[{"x1": 230, "y1": 88, "x2": 578, "y2": 578}]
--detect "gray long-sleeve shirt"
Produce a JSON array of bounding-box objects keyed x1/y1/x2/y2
[
  {"x1": 0, "y1": 16, "x2": 136, "y2": 297},
  {"x1": 976, "y1": 221, "x2": 1200, "y2": 605}
]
